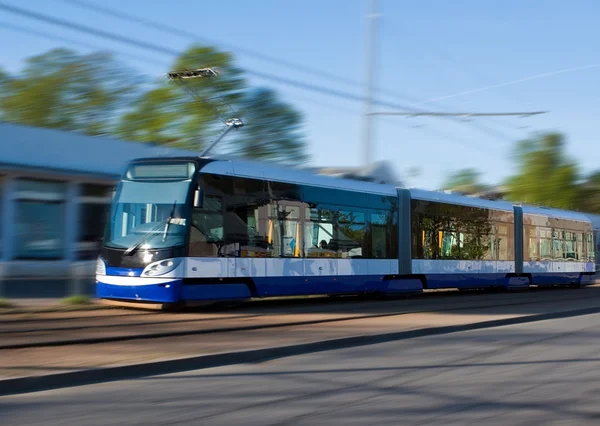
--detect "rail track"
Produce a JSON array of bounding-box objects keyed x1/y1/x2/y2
[{"x1": 1, "y1": 286, "x2": 598, "y2": 351}]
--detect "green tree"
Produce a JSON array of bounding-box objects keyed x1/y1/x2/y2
[
  {"x1": 578, "y1": 171, "x2": 600, "y2": 214},
  {"x1": 443, "y1": 168, "x2": 487, "y2": 194},
  {"x1": 2, "y1": 45, "x2": 309, "y2": 164},
  {"x1": 118, "y1": 45, "x2": 309, "y2": 163},
  {"x1": 116, "y1": 86, "x2": 181, "y2": 145},
  {"x1": 505, "y1": 133, "x2": 580, "y2": 210},
  {"x1": 118, "y1": 45, "x2": 246, "y2": 149},
  {"x1": 229, "y1": 88, "x2": 309, "y2": 165},
  {"x1": 0, "y1": 48, "x2": 139, "y2": 136}
]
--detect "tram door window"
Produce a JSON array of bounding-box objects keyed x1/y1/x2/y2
[
  {"x1": 587, "y1": 232, "x2": 596, "y2": 263},
  {"x1": 305, "y1": 207, "x2": 336, "y2": 258},
  {"x1": 232, "y1": 205, "x2": 272, "y2": 258},
  {"x1": 528, "y1": 236, "x2": 539, "y2": 261},
  {"x1": 576, "y1": 233, "x2": 584, "y2": 261},
  {"x1": 495, "y1": 225, "x2": 509, "y2": 261},
  {"x1": 189, "y1": 195, "x2": 224, "y2": 257},
  {"x1": 269, "y1": 204, "x2": 302, "y2": 257},
  {"x1": 524, "y1": 225, "x2": 538, "y2": 261},
  {"x1": 303, "y1": 207, "x2": 366, "y2": 259},
  {"x1": 539, "y1": 229, "x2": 552, "y2": 260},
  {"x1": 564, "y1": 232, "x2": 576, "y2": 259},
  {"x1": 595, "y1": 232, "x2": 600, "y2": 267},
  {"x1": 551, "y1": 230, "x2": 564, "y2": 260},
  {"x1": 337, "y1": 210, "x2": 365, "y2": 258}
]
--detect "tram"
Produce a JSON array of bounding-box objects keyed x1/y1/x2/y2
[{"x1": 95, "y1": 156, "x2": 596, "y2": 305}]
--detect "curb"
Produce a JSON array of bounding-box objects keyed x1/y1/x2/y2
[
  {"x1": 0, "y1": 304, "x2": 110, "y2": 315},
  {"x1": 2, "y1": 305, "x2": 600, "y2": 397}
]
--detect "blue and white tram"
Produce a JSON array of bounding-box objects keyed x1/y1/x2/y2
[{"x1": 95, "y1": 157, "x2": 596, "y2": 305}]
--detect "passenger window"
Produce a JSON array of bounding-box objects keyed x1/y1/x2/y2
[
  {"x1": 337, "y1": 210, "x2": 365, "y2": 258},
  {"x1": 371, "y1": 212, "x2": 388, "y2": 259},
  {"x1": 303, "y1": 207, "x2": 366, "y2": 258}
]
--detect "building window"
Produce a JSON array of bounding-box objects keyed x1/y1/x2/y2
[
  {"x1": 0, "y1": 175, "x2": 4, "y2": 259},
  {"x1": 77, "y1": 184, "x2": 114, "y2": 260},
  {"x1": 14, "y1": 179, "x2": 67, "y2": 260}
]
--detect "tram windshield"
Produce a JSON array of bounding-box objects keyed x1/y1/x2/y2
[{"x1": 103, "y1": 162, "x2": 195, "y2": 252}]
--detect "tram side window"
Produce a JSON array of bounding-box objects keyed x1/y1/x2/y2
[
  {"x1": 370, "y1": 211, "x2": 388, "y2": 259},
  {"x1": 410, "y1": 200, "x2": 511, "y2": 261}
]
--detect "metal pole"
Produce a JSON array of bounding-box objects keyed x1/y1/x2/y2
[
  {"x1": 199, "y1": 118, "x2": 244, "y2": 158},
  {"x1": 361, "y1": 0, "x2": 380, "y2": 168}
]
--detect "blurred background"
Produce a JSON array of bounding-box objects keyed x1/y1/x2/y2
[{"x1": 1, "y1": 0, "x2": 600, "y2": 299}]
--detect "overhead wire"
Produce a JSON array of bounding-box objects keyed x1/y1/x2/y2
[
  {"x1": 397, "y1": 27, "x2": 533, "y2": 134},
  {"x1": 40, "y1": 0, "x2": 518, "y2": 142},
  {"x1": 58, "y1": 0, "x2": 439, "y2": 106},
  {"x1": 0, "y1": 17, "x2": 489, "y2": 154},
  {"x1": 421, "y1": 63, "x2": 600, "y2": 105}
]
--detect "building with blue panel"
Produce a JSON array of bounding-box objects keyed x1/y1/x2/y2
[{"x1": 0, "y1": 122, "x2": 197, "y2": 298}]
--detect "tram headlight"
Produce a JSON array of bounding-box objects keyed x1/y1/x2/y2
[
  {"x1": 96, "y1": 257, "x2": 106, "y2": 276},
  {"x1": 142, "y1": 258, "x2": 182, "y2": 277}
]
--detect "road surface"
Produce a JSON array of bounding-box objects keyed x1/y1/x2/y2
[{"x1": 2, "y1": 311, "x2": 600, "y2": 425}]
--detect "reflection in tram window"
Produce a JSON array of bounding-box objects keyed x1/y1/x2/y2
[
  {"x1": 188, "y1": 174, "x2": 399, "y2": 260},
  {"x1": 371, "y1": 212, "x2": 388, "y2": 259},
  {"x1": 411, "y1": 200, "x2": 512, "y2": 261},
  {"x1": 523, "y1": 214, "x2": 590, "y2": 263}
]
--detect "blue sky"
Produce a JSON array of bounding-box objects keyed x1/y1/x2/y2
[{"x1": 1, "y1": 0, "x2": 600, "y2": 189}]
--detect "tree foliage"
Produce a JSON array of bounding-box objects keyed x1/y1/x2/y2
[
  {"x1": 0, "y1": 48, "x2": 140, "y2": 136},
  {"x1": 230, "y1": 88, "x2": 308, "y2": 165},
  {"x1": 119, "y1": 46, "x2": 247, "y2": 150},
  {"x1": 443, "y1": 168, "x2": 487, "y2": 195},
  {"x1": 505, "y1": 133, "x2": 580, "y2": 210},
  {"x1": 0, "y1": 45, "x2": 309, "y2": 164},
  {"x1": 579, "y1": 172, "x2": 600, "y2": 214},
  {"x1": 443, "y1": 132, "x2": 600, "y2": 215}
]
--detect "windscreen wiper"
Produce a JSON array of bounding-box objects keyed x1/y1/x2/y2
[
  {"x1": 123, "y1": 201, "x2": 177, "y2": 256},
  {"x1": 162, "y1": 201, "x2": 178, "y2": 243}
]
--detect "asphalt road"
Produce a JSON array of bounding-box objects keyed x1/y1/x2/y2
[{"x1": 2, "y1": 311, "x2": 600, "y2": 425}]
